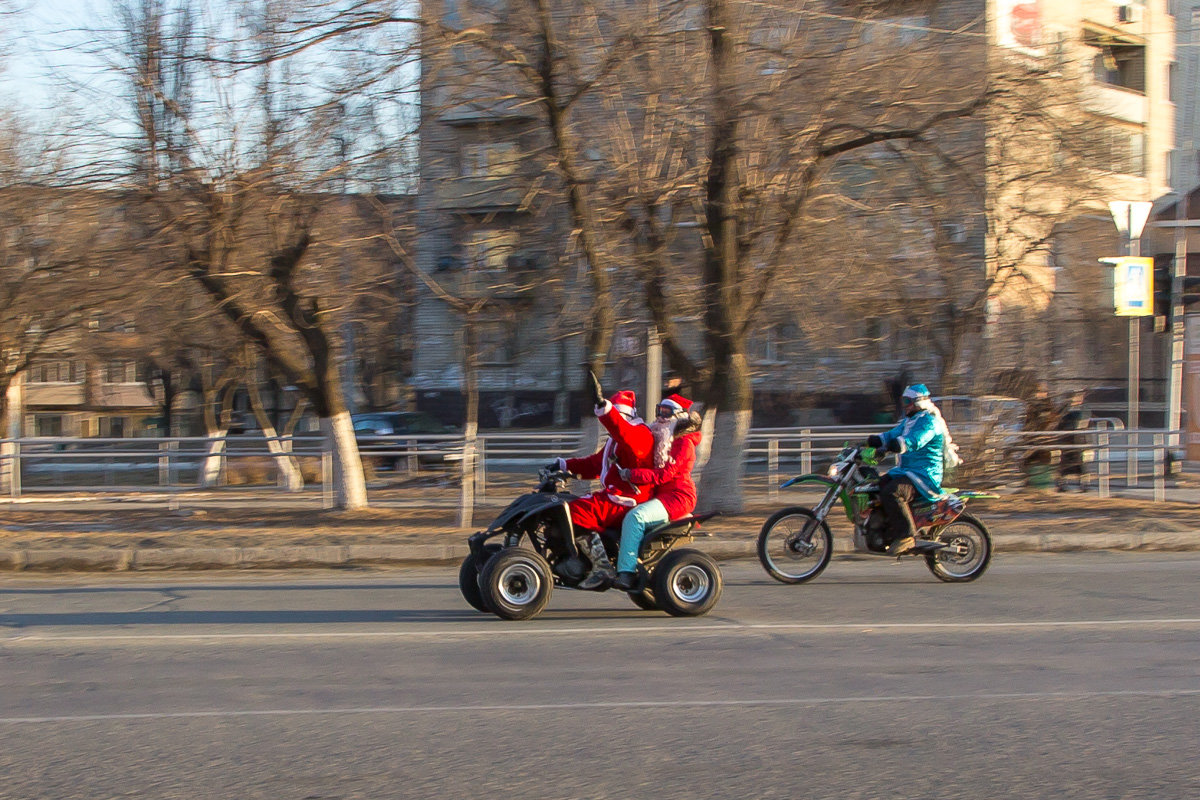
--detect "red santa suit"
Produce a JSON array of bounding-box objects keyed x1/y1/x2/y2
[{"x1": 559, "y1": 390, "x2": 655, "y2": 533}]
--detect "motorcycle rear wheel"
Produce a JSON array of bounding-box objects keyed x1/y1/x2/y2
[
  {"x1": 925, "y1": 513, "x2": 991, "y2": 582},
  {"x1": 757, "y1": 507, "x2": 833, "y2": 584}
]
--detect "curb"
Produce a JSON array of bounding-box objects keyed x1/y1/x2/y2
[{"x1": 2, "y1": 532, "x2": 1200, "y2": 572}]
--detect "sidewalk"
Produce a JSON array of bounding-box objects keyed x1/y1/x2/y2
[{"x1": 1, "y1": 489, "x2": 1198, "y2": 571}]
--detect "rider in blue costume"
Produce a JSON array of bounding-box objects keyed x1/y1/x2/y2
[{"x1": 866, "y1": 384, "x2": 959, "y2": 555}]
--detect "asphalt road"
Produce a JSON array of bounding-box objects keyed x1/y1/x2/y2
[{"x1": 1, "y1": 554, "x2": 1198, "y2": 800}]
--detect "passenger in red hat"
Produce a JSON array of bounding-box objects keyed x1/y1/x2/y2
[
  {"x1": 549, "y1": 389, "x2": 655, "y2": 588},
  {"x1": 611, "y1": 393, "x2": 703, "y2": 590}
]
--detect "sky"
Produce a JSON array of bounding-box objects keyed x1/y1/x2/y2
[{"x1": 1, "y1": 0, "x2": 119, "y2": 115}]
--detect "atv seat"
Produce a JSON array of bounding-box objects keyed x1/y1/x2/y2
[{"x1": 638, "y1": 511, "x2": 720, "y2": 557}]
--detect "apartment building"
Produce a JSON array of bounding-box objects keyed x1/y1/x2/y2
[{"x1": 415, "y1": 0, "x2": 1178, "y2": 425}]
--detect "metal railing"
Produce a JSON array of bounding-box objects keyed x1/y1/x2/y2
[{"x1": 0, "y1": 423, "x2": 1185, "y2": 510}]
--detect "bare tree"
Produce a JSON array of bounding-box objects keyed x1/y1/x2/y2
[{"x1": 93, "y1": 0, "x2": 421, "y2": 508}]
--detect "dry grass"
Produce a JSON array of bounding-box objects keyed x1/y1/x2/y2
[{"x1": 0, "y1": 486, "x2": 1196, "y2": 551}]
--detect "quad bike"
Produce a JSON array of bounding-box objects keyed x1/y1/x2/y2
[
  {"x1": 459, "y1": 468, "x2": 723, "y2": 620},
  {"x1": 757, "y1": 444, "x2": 997, "y2": 584}
]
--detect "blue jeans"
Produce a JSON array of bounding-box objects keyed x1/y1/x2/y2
[{"x1": 617, "y1": 499, "x2": 669, "y2": 573}]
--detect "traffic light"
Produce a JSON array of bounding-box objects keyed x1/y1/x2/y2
[
  {"x1": 1153, "y1": 256, "x2": 1172, "y2": 319},
  {"x1": 1149, "y1": 255, "x2": 1200, "y2": 322},
  {"x1": 1184, "y1": 276, "x2": 1200, "y2": 310}
]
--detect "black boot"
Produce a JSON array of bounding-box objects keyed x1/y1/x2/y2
[
  {"x1": 578, "y1": 534, "x2": 615, "y2": 589},
  {"x1": 613, "y1": 571, "x2": 638, "y2": 591}
]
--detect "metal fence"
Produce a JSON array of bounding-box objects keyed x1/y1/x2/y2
[{"x1": 0, "y1": 422, "x2": 1184, "y2": 509}]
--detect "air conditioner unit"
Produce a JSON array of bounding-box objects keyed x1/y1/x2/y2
[{"x1": 1117, "y1": 4, "x2": 1142, "y2": 23}]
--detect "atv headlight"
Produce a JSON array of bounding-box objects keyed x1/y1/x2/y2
[{"x1": 826, "y1": 463, "x2": 840, "y2": 478}]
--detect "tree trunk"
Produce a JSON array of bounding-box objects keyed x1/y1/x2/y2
[
  {"x1": 697, "y1": 351, "x2": 752, "y2": 513},
  {"x1": 197, "y1": 384, "x2": 230, "y2": 488},
  {"x1": 198, "y1": 429, "x2": 227, "y2": 488},
  {"x1": 247, "y1": 377, "x2": 303, "y2": 491},
  {"x1": 321, "y1": 411, "x2": 367, "y2": 510},
  {"x1": 458, "y1": 317, "x2": 478, "y2": 528}
]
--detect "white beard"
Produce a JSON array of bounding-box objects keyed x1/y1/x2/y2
[{"x1": 649, "y1": 418, "x2": 675, "y2": 468}]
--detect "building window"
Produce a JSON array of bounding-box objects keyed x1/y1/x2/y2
[
  {"x1": 99, "y1": 416, "x2": 128, "y2": 438},
  {"x1": 34, "y1": 415, "x2": 63, "y2": 437},
  {"x1": 475, "y1": 319, "x2": 513, "y2": 364},
  {"x1": 464, "y1": 229, "x2": 518, "y2": 292},
  {"x1": 1087, "y1": 40, "x2": 1145, "y2": 93},
  {"x1": 104, "y1": 361, "x2": 144, "y2": 384},
  {"x1": 28, "y1": 360, "x2": 82, "y2": 383},
  {"x1": 461, "y1": 142, "x2": 519, "y2": 179},
  {"x1": 749, "y1": 325, "x2": 782, "y2": 364}
]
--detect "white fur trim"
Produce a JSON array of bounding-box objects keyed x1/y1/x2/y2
[
  {"x1": 658, "y1": 398, "x2": 682, "y2": 413},
  {"x1": 555, "y1": 457, "x2": 567, "y2": 471},
  {"x1": 607, "y1": 493, "x2": 637, "y2": 507},
  {"x1": 612, "y1": 402, "x2": 635, "y2": 417},
  {"x1": 595, "y1": 400, "x2": 612, "y2": 416}
]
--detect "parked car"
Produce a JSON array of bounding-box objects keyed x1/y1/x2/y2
[{"x1": 351, "y1": 412, "x2": 458, "y2": 471}]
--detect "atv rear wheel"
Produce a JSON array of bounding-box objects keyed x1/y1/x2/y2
[
  {"x1": 652, "y1": 549, "x2": 722, "y2": 617},
  {"x1": 627, "y1": 587, "x2": 658, "y2": 611}
]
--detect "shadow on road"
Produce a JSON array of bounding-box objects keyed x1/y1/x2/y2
[{"x1": 0, "y1": 608, "x2": 486, "y2": 627}]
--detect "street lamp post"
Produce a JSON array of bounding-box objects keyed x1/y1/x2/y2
[{"x1": 1109, "y1": 200, "x2": 1154, "y2": 487}]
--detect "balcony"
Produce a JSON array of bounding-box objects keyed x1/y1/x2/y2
[
  {"x1": 435, "y1": 178, "x2": 526, "y2": 211},
  {"x1": 1082, "y1": 82, "x2": 1146, "y2": 124}
]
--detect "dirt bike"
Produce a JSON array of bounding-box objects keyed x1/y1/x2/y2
[
  {"x1": 757, "y1": 444, "x2": 996, "y2": 584},
  {"x1": 458, "y1": 468, "x2": 723, "y2": 620}
]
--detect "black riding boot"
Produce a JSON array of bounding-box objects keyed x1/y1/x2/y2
[{"x1": 578, "y1": 534, "x2": 615, "y2": 589}]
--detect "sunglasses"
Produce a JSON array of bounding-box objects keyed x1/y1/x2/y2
[{"x1": 656, "y1": 404, "x2": 676, "y2": 418}]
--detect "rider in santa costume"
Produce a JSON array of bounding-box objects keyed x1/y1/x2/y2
[{"x1": 551, "y1": 389, "x2": 655, "y2": 588}]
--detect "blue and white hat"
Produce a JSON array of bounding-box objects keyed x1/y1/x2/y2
[{"x1": 901, "y1": 384, "x2": 931, "y2": 401}]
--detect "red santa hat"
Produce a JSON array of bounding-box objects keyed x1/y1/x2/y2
[
  {"x1": 610, "y1": 390, "x2": 638, "y2": 418},
  {"x1": 657, "y1": 393, "x2": 693, "y2": 414}
]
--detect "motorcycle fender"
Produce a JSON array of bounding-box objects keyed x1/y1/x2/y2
[
  {"x1": 955, "y1": 490, "x2": 1000, "y2": 500},
  {"x1": 780, "y1": 474, "x2": 838, "y2": 490}
]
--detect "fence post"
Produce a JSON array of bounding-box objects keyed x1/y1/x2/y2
[
  {"x1": 1098, "y1": 430, "x2": 1110, "y2": 499},
  {"x1": 159, "y1": 441, "x2": 170, "y2": 486},
  {"x1": 1153, "y1": 432, "x2": 1165, "y2": 502},
  {"x1": 800, "y1": 429, "x2": 812, "y2": 475},
  {"x1": 407, "y1": 439, "x2": 418, "y2": 474},
  {"x1": 9, "y1": 440, "x2": 20, "y2": 501},
  {"x1": 321, "y1": 447, "x2": 333, "y2": 510},
  {"x1": 474, "y1": 437, "x2": 486, "y2": 501},
  {"x1": 1126, "y1": 429, "x2": 1138, "y2": 488},
  {"x1": 767, "y1": 437, "x2": 779, "y2": 501}
]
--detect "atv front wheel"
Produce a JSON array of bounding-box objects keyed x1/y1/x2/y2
[
  {"x1": 457, "y1": 543, "x2": 501, "y2": 612},
  {"x1": 479, "y1": 547, "x2": 554, "y2": 620}
]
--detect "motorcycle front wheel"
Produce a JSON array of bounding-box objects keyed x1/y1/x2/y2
[
  {"x1": 756, "y1": 507, "x2": 833, "y2": 584},
  {"x1": 925, "y1": 513, "x2": 991, "y2": 583}
]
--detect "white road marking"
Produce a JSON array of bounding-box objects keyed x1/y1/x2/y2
[
  {"x1": 2, "y1": 688, "x2": 1199, "y2": 725},
  {"x1": 4, "y1": 617, "x2": 1200, "y2": 643}
]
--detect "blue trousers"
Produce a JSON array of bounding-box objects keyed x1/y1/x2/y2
[{"x1": 617, "y1": 499, "x2": 669, "y2": 573}]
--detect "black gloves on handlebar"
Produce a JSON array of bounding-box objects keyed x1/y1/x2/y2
[
  {"x1": 544, "y1": 460, "x2": 562, "y2": 472},
  {"x1": 588, "y1": 369, "x2": 605, "y2": 408},
  {"x1": 886, "y1": 437, "x2": 903, "y2": 453},
  {"x1": 866, "y1": 434, "x2": 883, "y2": 448}
]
